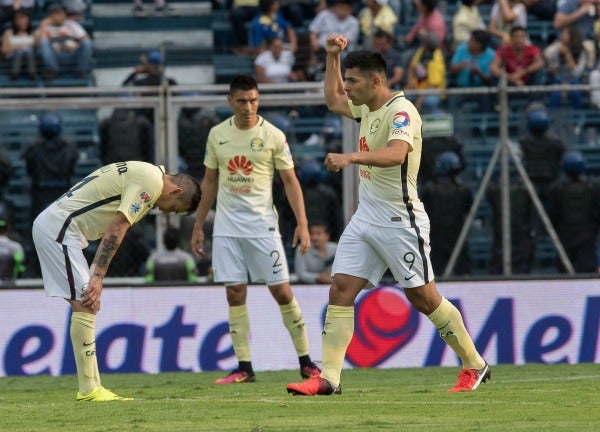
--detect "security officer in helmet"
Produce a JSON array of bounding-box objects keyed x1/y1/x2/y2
[
  {"x1": 22, "y1": 112, "x2": 79, "y2": 222},
  {"x1": 518, "y1": 102, "x2": 566, "y2": 204},
  {"x1": 419, "y1": 134, "x2": 464, "y2": 185},
  {"x1": 547, "y1": 150, "x2": 600, "y2": 273},
  {"x1": 421, "y1": 151, "x2": 473, "y2": 275}
]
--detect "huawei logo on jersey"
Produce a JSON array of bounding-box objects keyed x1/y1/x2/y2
[{"x1": 228, "y1": 155, "x2": 254, "y2": 176}]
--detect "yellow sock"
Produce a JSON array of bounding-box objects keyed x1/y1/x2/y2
[
  {"x1": 229, "y1": 305, "x2": 251, "y2": 362},
  {"x1": 320, "y1": 305, "x2": 354, "y2": 387},
  {"x1": 71, "y1": 312, "x2": 101, "y2": 395},
  {"x1": 280, "y1": 298, "x2": 309, "y2": 357},
  {"x1": 428, "y1": 297, "x2": 485, "y2": 370}
]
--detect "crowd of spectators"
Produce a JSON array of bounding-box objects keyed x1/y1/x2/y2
[
  {"x1": 211, "y1": 0, "x2": 600, "y2": 121},
  {"x1": 0, "y1": 1, "x2": 92, "y2": 82},
  {"x1": 208, "y1": 0, "x2": 600, "y2": 277}
]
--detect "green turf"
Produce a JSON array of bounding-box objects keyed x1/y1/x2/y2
[{"x1": 1, "y1": 364, "x2": 598, "y2": 431}]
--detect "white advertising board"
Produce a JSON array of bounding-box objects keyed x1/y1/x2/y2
[{"x1": 1, "y1": 279, "x2": 598, "y2": 376}]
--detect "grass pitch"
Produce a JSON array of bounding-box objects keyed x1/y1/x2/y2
[{"x1": 1, "y1": 363, "x2": 598, "y2": 431}]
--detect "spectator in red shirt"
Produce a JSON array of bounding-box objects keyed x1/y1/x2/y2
[{"x1": 489, "y1": 25, "x2": 544, "y2": 86}]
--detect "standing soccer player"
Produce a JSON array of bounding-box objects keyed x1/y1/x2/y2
[
  {"x1": 286, "y1": 34, "x2": 490, "y2": 395},
  {"x1": 191, "y1": 75, "x2": 321, "y2": 383},
  {"x1": 33, "y1": 161, "x2": 201, "y2": 401}
]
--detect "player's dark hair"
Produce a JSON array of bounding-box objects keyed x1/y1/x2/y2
[
  {"x1": 343, "y1": 50, "x2": 388, "y2": 77},
  {"x1": 172, "y1": 173, "x2": 201, "y2": 215},
  {"x1": 230, "y1": 75, "x2": 259, "y2": 94}
]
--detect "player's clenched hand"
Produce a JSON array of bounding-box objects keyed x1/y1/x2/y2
[
  {"x1": 326, "y1": 34, "x2": 348, "y2": 55},
  {"x1": 81, "y1": 278, "x2": 102, "y2": 310},
  {"x1": 191, "y1": 226, "x2": 205, "y2": 259},
  {"x1": 293, "y1": 224, "x2": 310, "y2": 256},
  {"x1": 325, "y1": 152, "x2": 352, "y2": 172}
]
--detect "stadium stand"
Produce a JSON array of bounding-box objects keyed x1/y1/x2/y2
[
  {"x1": 211, "y1": 7, "x2": 234, "y2": 55},
  {"x1": 91, "y1": 0, "x2": 214, "y2": 85},
  {"x1": 1, "y1": 108, "x2": 100, "y2": 248},
  {"x1": 3, "y1": 0, "x2": 600, "y2": 279},
  {"x1": 212, "y1": 53, "x2": 254, "y2": 84},
  {"x1": 0, "y1": 3, "x2": 95, "y2": 88}
]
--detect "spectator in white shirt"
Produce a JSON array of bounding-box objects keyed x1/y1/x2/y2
[
  {"x1": 254, "y1": 36, "x2": 295, "y2": 83},
  {"x1": 1, "y1": 9, "x2": 37, "y2": 79},
  {"x1": 309, "y1": 0, "x2": 360, "y2": 53}
]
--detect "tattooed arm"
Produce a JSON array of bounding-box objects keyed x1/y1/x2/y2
[{"x1": 81, "y1": 212, "x2": 132, "y2": 309}]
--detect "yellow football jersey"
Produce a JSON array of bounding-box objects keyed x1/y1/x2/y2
[
  {"x1": 348, "y1": 92, "x2": 429, "y2": 228},
  {"x1": 205, "y1": 116, "x2": 294, "y2": 238},
  {"x1": 35, "y1": 161, "x2": 164, "y2": 248}
]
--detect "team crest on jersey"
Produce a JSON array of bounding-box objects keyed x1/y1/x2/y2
[
  {"x1": 370, "y1": 118, "x2": 381, "y2": 134},
  {"x1": 392, "y1": 111, "x2": 410, "y2": 128},
  {"x1": 228, "y1": 155, "x2": 254, "y2": 176},
  {"x1": 130, "y1": 202, "x2": 142, "y2": 214},
  {"x1": 250, "y1": 137, "x2": 264, "y2": 151},
  {"x1": 139, "y1": 191, "x2": 151, "y2": 203}
]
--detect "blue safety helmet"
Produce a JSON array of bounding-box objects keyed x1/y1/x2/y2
[
  {"x1": 526, "y1": 103, "x2": 550, "y2": 134},
  {"x1": 561, "y1": 150, "x2": 586, "y2": 175},
  {"x1": 39, "y1": 112, "x2": 63, "y2": 138},
  {"x1": 434, "y1": 151, "x2": 463, "y2": 176},
  {"x1": 298, "y1": 161, "x2": 324, "y2": 185}
]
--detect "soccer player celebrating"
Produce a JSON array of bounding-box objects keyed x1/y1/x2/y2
[
  {"x1": 286, "y1": 34, "x2": 490, "y2": 396},
  {"x1": 191, "y1": 75, "x2": 321, "y2": 383},
  {"x1": 32, "y1": 161, "x2": 201, "y2": 401}
]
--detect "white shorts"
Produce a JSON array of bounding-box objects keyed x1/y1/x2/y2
[
  {"x1": 32, "y1": 223, "x2": 90, "y2": 301},
  {"x1": 332, "y1": 217, "x2": 435, "y2": 288},
  {"x1": 212, "y1": 236, "x2": 289, "y2": 286}
]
